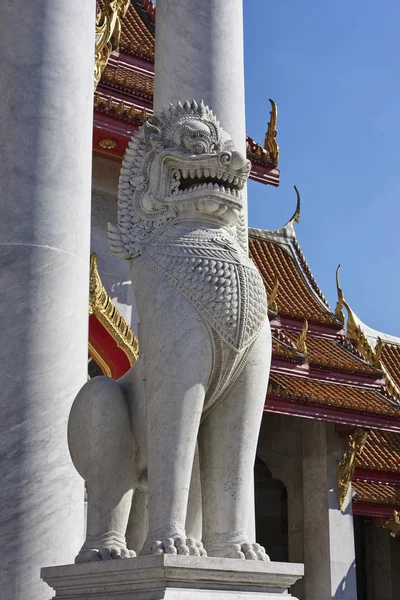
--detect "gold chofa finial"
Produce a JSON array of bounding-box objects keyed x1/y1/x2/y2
[
  {"x1": 290, "y1": 185, "x2": 301, "y2": 225},
  {"x1": 264, "y1": 99, "x2": 279, "y2": 167},
  {"x1": 335, "y1": 265, "x2": 345, "y2": 325},
  {"x1": 94, "y1": 0, "x2": 130, "y2": 90}
]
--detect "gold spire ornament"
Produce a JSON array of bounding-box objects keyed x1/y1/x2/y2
[
  {"x1": 264, "y1": 99, "x2": 279, "y2": 167},
  {"x1": 94, "y1": 0, "x2": 130, "y2": 90}
]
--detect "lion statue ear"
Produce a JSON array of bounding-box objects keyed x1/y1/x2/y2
[{"x1": 143, "y1": 120, "x2": 161, "y2": 147}]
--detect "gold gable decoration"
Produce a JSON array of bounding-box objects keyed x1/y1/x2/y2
[
  {"x1": 89, "y1": 253, "x2": 139, "y2": 365},
  {"x1": 95, "y1": 0, "x2": 130, "y2": 90},
  {"x1": 338, "y1": 429, "x2": 368, "y2": 510}
]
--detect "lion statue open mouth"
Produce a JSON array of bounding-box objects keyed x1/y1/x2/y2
[{"x1": 108, "y1": 99, "x2": 251, "y2": 259}]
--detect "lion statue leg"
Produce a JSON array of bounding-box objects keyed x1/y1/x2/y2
[
  {"x1": 68, "y1": 375, "x2": 140, "y2": 562},
  {"x1": 131, "y1": 259, "x2": 209, "y2": 557},
  {"x1": 199, "y1": 320, "x2": 272, "y2": 561}
]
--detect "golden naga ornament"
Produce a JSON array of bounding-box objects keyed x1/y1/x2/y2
[
  {"x1": 264, "y1": 99, "x2": 279, "y2": 167},
  {"x1": 94, "y1": 0, "x2": 130, "y2": 90},
  {"x1": 337, "y1": 429, "x2": 368, "y2": 510}
]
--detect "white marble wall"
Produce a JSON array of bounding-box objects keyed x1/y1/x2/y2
[
  {"x1": 91, "y1": 156, "x2": 139, "y2": 335},
  {"x1": 0, "y1": 2, "x2": 95, "y2": 599}
]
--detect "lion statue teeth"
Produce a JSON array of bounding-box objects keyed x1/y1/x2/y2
[{"x1": 68, "y1": 100, "x2": 272, "y2": 563}]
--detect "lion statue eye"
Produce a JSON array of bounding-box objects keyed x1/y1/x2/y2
[{"x1": 193, "y1": 143, "x2": 206, "y2": 154}]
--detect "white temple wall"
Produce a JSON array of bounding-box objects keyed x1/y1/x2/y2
[
  {"x1": 91, "y1": 156, "x2": 139, "y2": 335},
  {"x1": 257, "y1": 414, "x2": 359, "y2": 600}
]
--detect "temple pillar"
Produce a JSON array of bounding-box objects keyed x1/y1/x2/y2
[
  {"x1": 154, "y1": 0, "x2": 248, "y2": 234},
  {"x1": 0, "y1": 2, "x2": 95, "y2": 599},
  {"x1": 370, "y1": 525, "x2": 394, "y2": 600},
  {"x1": 153, "y1": 0, "x2": 253, "y2": 538},
  {"x1": 302, "y1": 420, "x2": 357, "y2": 600},
  {"x1": 257, "y1": 414, "x2": 305, "y2": 600}
]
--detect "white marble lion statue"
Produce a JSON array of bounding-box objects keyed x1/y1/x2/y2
[{"x1": 68, "y1": 100, "x2": 271, "y2": 562}]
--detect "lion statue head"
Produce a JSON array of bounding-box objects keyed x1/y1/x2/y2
[{"x1": 108, "y1": 100, "x2": 251, "y2": 259}]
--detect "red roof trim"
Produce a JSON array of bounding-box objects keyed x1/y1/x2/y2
[
  {"x1": 265, "y1": 395, "x2": 400, "y2": 432},
  {"x1": 352, "y1": 501, "x2": 399, "y2": 518},
  {"x1": 353, "y1": 468, "x2": 400, "y2": 486},
  {"x1": 89, "y1": 314, "x2": 131, "y2": 380}
]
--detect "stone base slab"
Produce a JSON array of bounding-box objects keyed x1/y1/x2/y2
[{"x1": 41, "y1": 555, "x2": 304, "y2": 599}]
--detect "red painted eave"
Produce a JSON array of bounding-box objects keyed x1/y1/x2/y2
[
  {"x1": 264, "y1": 395, "x2": 400, "y2": 432},
  {"x1": 352, "y1": 501, "x2": 399, "y2": 518},
  {"x1": 353, "y1": 468, "x2": 400, "y2": 486}
]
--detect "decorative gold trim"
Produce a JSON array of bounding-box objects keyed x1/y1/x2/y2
[
  {"x1": 98, "y1": 138, "x2": 117, "y2": 149},
  {"x1": 264, "y1": 99, "x2": 279, "y2": 167},
  {"x1": 338, "y1": 429, "x2": 368, "y2": 510},
  {"x1": 94, "y1": 0, "x2": 130, "y2": 90},
  {"x1": 268, "y1": 275, "x2": 279, "y2": 313},
  {"x1": 335, "y1": 266, "x2": 400, "y2": 401},
  {"x1": 295, "y1": 319, "x2": 308, "y2": 358},
  {"x1": 88, "y1": 342, "x2": 113, "y2": 378},
  {"x1": 89, "y1": 253, "x2": 139, "y2": 365},
  {"x1": 383, "y1": 511, "x2": 400, "y2": 538}
]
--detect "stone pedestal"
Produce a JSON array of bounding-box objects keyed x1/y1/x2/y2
[{"x1": 41, "y1": 556, "x2": 303, "y2": 600}]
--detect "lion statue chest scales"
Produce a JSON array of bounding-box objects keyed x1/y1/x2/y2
[{"x1": 141, "y1": 223, "x2": 268, "y2": 410}]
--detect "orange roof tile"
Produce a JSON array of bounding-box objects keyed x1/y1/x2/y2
[
  {"x1": 249, "y1": 235, "x2": 338, "y2": 326},
  {"x1": 353, "y1": 480, "x2": 400, "y2": 505},
  {"x1": 268, "y1": 373, "x2": 400, "y2": 417},
  {"x1": 356, "y1": 430, "x2": 400, "y2": 473},
  {"x1": 102, "y1": 64, "x2": 154, "y2": 97},
  {"x1": 281, "y1": 332, "x2": 379, "y2": 376},
  {"x1": 381, "y1": 343, "x2": 400, "y2": 390},
  {"x1": 119, "y1": 2, "x2": 155, "y2": 59},
  {"x1": 272, "y1": 331, "x2": 299, "y2": 361}
]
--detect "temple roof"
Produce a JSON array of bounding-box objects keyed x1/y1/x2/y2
[{"x1": 249, "y1": 223, "x2": 337, "y2": 326}]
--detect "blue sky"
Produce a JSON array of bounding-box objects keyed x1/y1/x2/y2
[{"x1": 244, "y1": 0, "x2": 400, "y2": 335}]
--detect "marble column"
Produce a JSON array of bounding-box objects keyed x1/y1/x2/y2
[
  {"x1": 0, "y1": 2, "x2": 95, "y2": 599},
  {"x1": 154, "y1": 0, "x2": 248, "y2": 234},
  {"x1": 302, "y1": 420, "x2": 358, "y2": 600}
]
